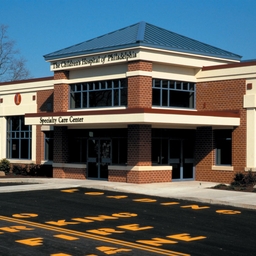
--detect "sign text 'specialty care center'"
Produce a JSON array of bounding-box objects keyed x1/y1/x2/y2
[{"x1": 40, "y1": 116, "x2": 84, "y2": 125}]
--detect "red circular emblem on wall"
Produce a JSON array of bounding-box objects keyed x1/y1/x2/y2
[{"x1": 14, "y1": 93, "x2": 21, "y2": 105}]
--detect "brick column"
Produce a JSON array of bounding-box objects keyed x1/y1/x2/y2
[
  {"x1": 36, "y1": 89, "x2": 54, "y2": 164},
  {"x1": 127, "y1": 61, "x2": 152, "y2": 109},
  {"x1": 54, "y1": 71, "x2": 69, "y2": 112},
  {"x1": 53, "y1": 126, "x2": 69, "y2": 178},
  {"x1": 127, "y1": 124, "x2": 151, "y2": 166},
  {"x1": 53, "y1": 126, "x2": 69, "y2": 163}
]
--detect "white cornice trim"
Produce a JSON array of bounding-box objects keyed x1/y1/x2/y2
[
  {"x1": 126, "y1": 70, "x2": 152, "y2": 77},
  {"x1": 0, "y1": 80, "x2": 55, "y2": 94}
]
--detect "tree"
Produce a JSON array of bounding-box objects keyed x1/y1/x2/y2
[{"x1": 0, "y1": 24, "x2": 30, "y2": 82}]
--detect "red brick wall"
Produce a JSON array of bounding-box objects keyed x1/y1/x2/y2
[
  {"x1": 37, "y1": 90, "x2": 53, "y2": 113},
  {"x1": 53, "y1": 167, "x2": 86, "y2": 179},
  {"x1": 53, "y1": 168, "x2": 65, "y2": 178},
  {"x1": 54, "y1": 83, "x2": 69, "y2": 112},
  {"x1": 53, "y1": 127, "x2": 69, "y2": 163},
  {"x1": 108, "y1": 169, "x2": 172, "y2": 183},
  {"x1": 196, "y1": 79, "x2": 246, "y2": 183},
  {"x1": 54, "y1": 70, "x2": 69, "y2": 80},
  {"x1": 35, "y1": 126, "x2": 44, "y2": 165},
  {"x1": 108, "y1": 169, "x2": 127, "y2": 182},
  {"x1": 126, "y1": 170, "x2": 171, "y2": 183},
  {"x1": 128, "y1": 76, "x2": 152, "y2": 108},
  {"x1": 36, "y1": 90, "x2": 54, "y2": 164},
  {"x1": 54, "y1": 71, "x2": 69, "y2": 112},
  {"x1": 127, "y1": 61, "x2": 152, "y2": 109},
  {"x1": 127, "y1": 125, "x2": 151, "y2": 166},
  {"x1": 128, "y1": 61, "x2": 152, "y2": 72}
]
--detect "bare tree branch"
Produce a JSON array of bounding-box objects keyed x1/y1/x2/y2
[{"x1": 0, "y1": 24, "x2": 30, "y2": 82}]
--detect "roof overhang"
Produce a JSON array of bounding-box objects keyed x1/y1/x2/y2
[
  {"x1": 46, "y1": 45, "x2": 240, "y2": 74},
  {"x1": 25, "y1": 108, "x2": 240, "y2": 129}
]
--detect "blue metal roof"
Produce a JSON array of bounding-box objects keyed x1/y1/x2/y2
[{"x1": 44, "y1": 21, "x2": 241, "y2": 61}]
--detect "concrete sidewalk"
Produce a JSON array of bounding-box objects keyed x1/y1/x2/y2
[{"x1": 0, "y1": 178, "x2": 256, "y2": 210}]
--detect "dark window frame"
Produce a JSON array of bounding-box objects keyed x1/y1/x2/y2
[
  {"x1": 6, "y1": 116, "x2": 31, "y2": 160},
  {"x1": 70, "y1": 79, "x2": 127, "y2": 109},
  {"x1": 152, "y1": 79, "x2": 196, "y2": 109},
  {"x1": 215, "y1": 130, "x2": 232, "y2": 166}
]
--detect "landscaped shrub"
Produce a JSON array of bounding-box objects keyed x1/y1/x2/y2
[
  {"x1": 12, "y1": 164, "x2": 52, "y2": 177},
  {"x1": 231, "y1": 171, "x2": 256, "y2": 186},
  {"x1": 0, "y1": 158, "x2": 11, "y2": 173},
  {"x1": 12, "y1": 164, "x2": 27, "y2": 175},
  {"x1": 231, "y1": 172, "x2": 245, "y2": 186},
  {"x1": 27, "y1": 164, "x2": 40, "y2": 176}
]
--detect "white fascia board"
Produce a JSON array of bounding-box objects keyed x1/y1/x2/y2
[
  {"x1": 138, "y1": 47, "x2": 239, "y2": 68},
  {"x1": 47, "y1": 45, "x2": 238, "y2": 72},
  {"x1": 0, "y1": 80, "x2": 55, "y2": 95},
  {"x1": 25, "y1": 112, "x2": 239, "y2": 127},
  {"x1": 196, "y1": 65, "x2": 256, "y2": 82},
  {"x1": 46, "y1": 47, "x2": 140, "y2": 63}
]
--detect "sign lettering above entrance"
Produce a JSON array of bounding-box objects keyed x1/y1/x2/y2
[
  {"x1": 40, "y1": 116, "x2": 84, "y2": 125},
  {"x1": 51, "y1": 50, "x2": 138, "y2": 71}
]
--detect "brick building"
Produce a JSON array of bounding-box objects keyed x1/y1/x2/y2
[{"x1": 1, "y1": 22, "x2": 256, "y2": 183}]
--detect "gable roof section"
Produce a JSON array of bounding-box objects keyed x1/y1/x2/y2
[{"x1": 44, "y1": 21, "x2": 241, "y2": 61}]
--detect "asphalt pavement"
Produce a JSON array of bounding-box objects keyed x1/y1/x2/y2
[{"x1": 0, "y1": 178, "x2": 256, "y2": 210}]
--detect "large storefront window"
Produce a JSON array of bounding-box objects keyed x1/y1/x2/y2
[
  {"x1": 69, "y1": 129, "x2": 127, "y2": 164},
  {"x1": 215, "y1": 130, "x2": 232, "y2": 165},
  {"x1": 152, "y1": 129, "x2": 195, "y2": 180},
  {"x1": 70, "y1": 79, "x2": 127, "y2": 109},
  {"x1": 6, "y1": 116, "x2": 31, "y2": 159},
  {"x1": 152, "y1": 79, "x2": 195, "y2": 109}
]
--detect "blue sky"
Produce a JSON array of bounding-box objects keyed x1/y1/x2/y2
[{"x1": 1, "y1": 0, "x2": 256, "y2": 78}]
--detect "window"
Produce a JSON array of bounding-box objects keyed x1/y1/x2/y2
[
  {"x1": 112, "y1": 138, "x2": 127, "y2": 165},
  {"x1": 152, "y1": 79, "x2": 195, "y2": 109},
  {"x1": 70, "y1": 138, "x2": 87, "y2": 163},
  {"x1": 70, "y1": 79, "x2": 127, "y2": 109},
  {"x1": 44, "y1": 131, "x2": 53, "y2": 161},
  {"x1": 6, "y1": 116, "x2": 31, "y2": 159},
  {"x1": 215, "y1": 130, "x2": 232, "y2": 165}
]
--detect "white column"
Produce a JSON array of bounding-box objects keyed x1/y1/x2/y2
[{"x1": 0, "y1": 117, "x2": 7, "y2": 159}]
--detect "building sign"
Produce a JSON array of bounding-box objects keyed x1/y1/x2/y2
[
  {"x1": 51, "y1": 50, "x2": 138, "y2": 71},
  {"x1": 14, "y1": 93, "x2": 21, "y2": 105},
  {"x1": 40, "y1": 116, "x2": 84, "y2": 125}
]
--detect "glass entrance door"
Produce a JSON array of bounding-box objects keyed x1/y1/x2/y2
[
  {"x1": 169, "y1": 139, "x2": 194, "y2": 180},
  {"x1": 87, "y1": 138, "x2": 111, "y2": 179}
]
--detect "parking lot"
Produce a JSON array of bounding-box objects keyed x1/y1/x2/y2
[{"x1": 0, "y1": 186, "x2": 255, "y2": 255}]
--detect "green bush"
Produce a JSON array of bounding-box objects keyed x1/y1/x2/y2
[
  {"x1": 12, "y1": 165, "x2": 27, "y2": 175},
  {"x1": 0, "y1": 158, "x2": 11, "y2": 173},
  {"x1": 231, "y1": 172, "x2": 245, "y2": 186},
  {"x1": 231, "y1": 171, "x2": 256, "y2": 186},
  {"x1": 27, "y1": 164, "x2": 40, "y2": 176}
]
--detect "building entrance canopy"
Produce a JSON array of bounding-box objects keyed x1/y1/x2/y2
[{"x1": 25, "y1": 108, "x2": 240, "y2": 129}]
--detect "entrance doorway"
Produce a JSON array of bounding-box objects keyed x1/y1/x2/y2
[
  {"x1": 87, "y1": 138, "x2": 111, "y2": 179},
  {"x1": 169, "y1": 139, "x2": 194, "y2": 180}
]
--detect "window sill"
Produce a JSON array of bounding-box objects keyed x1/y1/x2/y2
[
  {"x1": 67, "y1": 106, "x2": 127, "y2": 112},
  {"x1": 8, "y1": 159, "x2": 35, "y2": 164},
  {"x1": 53, "y1": 163, "x2": 86, "y2": 169},
  {"x1": 212, "y1": 165, "x2": 234, "y2": 171}
]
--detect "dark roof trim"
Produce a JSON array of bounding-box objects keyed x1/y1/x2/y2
[
  {"x1": 0, "y1": 76, "x2": 54, "y2": 86},
  {"x1": 25, "y1": 108, "x2": 240, "y2": 118},
  {"x1": 202, "y1": 60, "x2": 256, "y2": 71}
]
